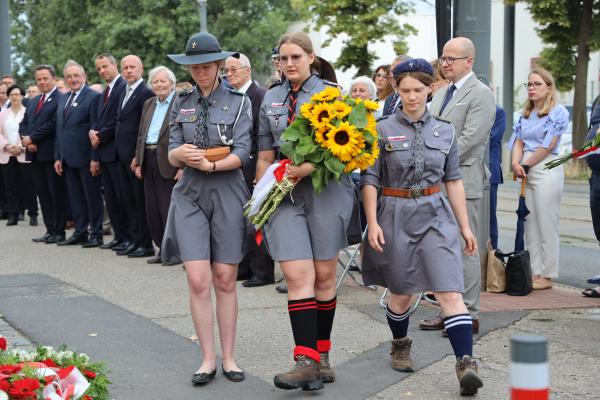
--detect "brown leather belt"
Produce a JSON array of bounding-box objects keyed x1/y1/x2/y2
[{"x1": 382, "y1": 184, "x2": 441, "y2": 199}]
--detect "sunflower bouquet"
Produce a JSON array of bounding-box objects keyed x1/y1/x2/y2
[{"x1": 245, "y1": 86, "x2": 379, "y2": 231}]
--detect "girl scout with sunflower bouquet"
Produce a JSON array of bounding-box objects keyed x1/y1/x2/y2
[
  {"x1": 360, "y1": 59, "x2": 483, "y2": 396},
  {"x1": 254, "y1": 31, "x2": 364, "y2": 392}
]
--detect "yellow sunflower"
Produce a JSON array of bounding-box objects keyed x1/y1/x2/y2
[
  {"x1": 309, "y1": 103, "x2": 336, "y2": 131},
  {"x1": 348, "y1": 140, "x2": 380, "y2": 171},
  {"x1": 311, "y1": 86, "x2": 341, "y2": 102},
  {"x1": 314, "y1": 123, "x2": 334, "y2": 146},
  {"x1": 366, "y1": 113, "x2": 377, "y2": 133},
  {"x1": 363, "y1": 99, "x2": 380, "y2": 112},
  {"x1": 300, "y1": 102, "x2": 315, "y2": 119},
  {"x1": 325, "y1": 121, "x2": 365, "y2": 162},
  {"x1": 331, "y1": 101, "x2": 351, "y2": 119}
]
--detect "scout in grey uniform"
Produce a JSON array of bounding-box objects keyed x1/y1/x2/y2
[
  {"x1": 360, "y1": 59, "x2": 483, "y2": 396},
  {"x1": 163, "y1": 32, "x2": 250, "y2": 386},
  {"x1": 256, "y1": 31, "x2": 356, "y2": 392}
]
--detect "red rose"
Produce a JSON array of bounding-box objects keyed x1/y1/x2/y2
[
  {"x1": 0, "y1": 338, "x2": 6, "y2": 351},
  {"x1": 83, "y1": 370, "x2": 96, "y2": 380},
  {"x1": 41, "y1": 358, "x2": 57, "y2": 368},
  {"x1": 56, "y1": 365, "x2": 75, "y2": 379},
  {"x1": 0, "y1": 364, "x2": 22, "y2": 375},
  {"x1": 0, "y1": 379, "x2": 9, "y2": 391},
  {"x1": 7, "y1": 377, "x2": 40, "y2": 399},
  {"x1": 82, "y1": 395, "x2": 93, "y2": 400}
]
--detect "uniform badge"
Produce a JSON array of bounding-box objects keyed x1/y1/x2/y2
[
  {"x1": 179, "y1": 108, "x2": 195, "y2": 115},
  {"x1": 385, "y1": 143, "x2": 393, "y2": 151},
  {"x1": 222, "y1": 105, "x2": 229, "y2": 111},
  {"x1": 72, "y1": 102, "x2": 78, "y2": 107},
  {"x1": 271, "y1": 102, "x2": 285, "y2": 107},
  {"x1": 433, "y1": 131, "x2": 440, "y2": 137},
  {"x1": 47, "y1": 98, "x2": 52, "y2": 102},
  {"x1": 387, "y1": 135, "x2": 407, "y2": 141},
  {"x1": 402, "y1": 143, "x2": 409, "y2": 148}
]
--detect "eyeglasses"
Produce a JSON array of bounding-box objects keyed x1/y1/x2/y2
[
  {"x1": 439, "y1": 56, "x2": 470, "y2": 65},
  {"x1": 279, "y1": 54, "x2": 305, "y2": 65},
  {"x1": 524, "y1": 82, "x2": 547, "y2": 89},
  {"x1": 373, "y1": 73, "x2": 387, "y2": 79},
  {"x1": 222, "y1": 66, "x2": 248, "y2": 74}
]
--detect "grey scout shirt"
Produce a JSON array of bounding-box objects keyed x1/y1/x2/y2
[
  {"x1": 361, "y1": 109, "x2": 461, "y2": 190},
  {"x1": 258, "y1": 74, "x2": 336, "y2": 151},
  {"x1": 169, "y1": 81, "x2": 252, "y2": 166}
]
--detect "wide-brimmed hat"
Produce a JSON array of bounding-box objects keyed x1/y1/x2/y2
[{"x1": 168, "y1": 32, "x2": 238, "y2": 65}]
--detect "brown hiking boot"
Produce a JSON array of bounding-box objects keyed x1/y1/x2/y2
[
  {"x1": 319, "y1": 352, "x2": 335, "y2": 383},
  {"x1": 455, "y1": 355, "x2": 483, "y2": 396},
  {"x1": 273, "y1": 355, "x2": 324, "y2": 391},
  {"x1": 390, "y1": 337, "x2": 414, "y2": 372}
]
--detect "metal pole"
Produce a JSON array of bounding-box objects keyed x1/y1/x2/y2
[
  {"x1": 435, "y1": 0, "x2": 452, "y2": 58},
  {"x1": 197, "y1": 0, "x2": 207, "y2": 32},
  {"x1": 0, "y1": 0, "x2": 11, "y2": 76},
  {"x1": 503, "y1": 4, "x2": 515, "y2": 142},
  {"x1": 510, "y1": 335, "x2": 549, "y2": 399},
  {"x1": 453, "y1": 0, "x2": 492, "y2": 82}
]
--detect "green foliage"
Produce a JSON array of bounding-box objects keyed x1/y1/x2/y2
[
  {"x1": 294, "y1": 0, "x2": 416, "y2": 76},
  {"x1": 9, "y1": 0, "x2": 301, "y2": 84}
]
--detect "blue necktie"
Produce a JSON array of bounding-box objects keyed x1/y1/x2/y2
[{"x1": 439, "y1": 84, "x2": 456, "y2": 115}]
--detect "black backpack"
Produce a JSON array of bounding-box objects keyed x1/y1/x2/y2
[{"x1": 494, "y1": 250, "x2": 533, "y2": 296}]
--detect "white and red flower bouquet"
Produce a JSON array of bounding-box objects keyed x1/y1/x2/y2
[{"x1": 0, "y1": 336, "x2": 109, "y2": 400}]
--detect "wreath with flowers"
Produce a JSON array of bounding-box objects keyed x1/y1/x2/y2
[{"x1": 245, "y1": 86, "x2": 379, "y2": 232}]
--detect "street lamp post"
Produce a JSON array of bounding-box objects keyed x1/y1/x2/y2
[
  {"x1": 0, "y1": 0, "x2": 11, "y2": 76},
  {"x1": 197, "y1": 0, "x2": 207, "y2": 33}
]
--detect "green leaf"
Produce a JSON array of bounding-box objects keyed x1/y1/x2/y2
[
  {"x1": 281, "y1": 121, "x2": 305, "y2": 142},
  {"x1": 279, "y1": 141, "x2": 295, "y2": 158},
  {"x1": 293, "y1": 153, "x2": 305, "y2": 165},
  {"x1": 295, "y1": 135, "x2": 317, "y2": 156},
  {"x1": 305, "y1": 149, "x2": 325, "y2": 163},
  {"x1": 324, "y1": 156, "x2": 345, "y2": 178},
  {"x1": 348, "y1": 102, "x2": 367, "y2": 129}
]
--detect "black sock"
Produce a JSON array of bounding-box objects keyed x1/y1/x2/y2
[
  {"x1": 288, "y1": 297, "x2": 319, "y2": 362},
  {"x1": 316, "y1": 296, "x2": 336, "y2": 353},
  {"x1": 443, "y1": 314, "x2": 473, "y2": 359},
  {"x1": 386, "y1": 304, "x2": 410, "y2": 339}
]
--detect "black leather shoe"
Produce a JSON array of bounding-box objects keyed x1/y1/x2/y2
[
  {"x1": 113, "y1": 240, "x2": 133, "y2": 252},
  {"x1": 116, "y1": 242, "x2": 137, "y2": 255},
  {"x1": 45, "y1": 234, "x2": 65, "y2": 244},
  {"x1": 82, "y1": 237, "x2": 103, "y2": 248},
  {"x1": 100, "y1": 238, "x2": 122, "y2": 249},
  {"x1": 222, "y1": 365, "x2": 245, "y2": 382},
  {"x1": 162, "y1": 260, "x2": 179, "y2": 266},
  {"x1": 127, "y1": 246, "x2": 155, "y2": 258},
  {"x1": 58, "y1": 234, "x2": 89, "y2": 246},
  {"x1": 276, "y1": 283, "x2": 288, "y2": 294},
  {"x1": 243, "y1": 276, "x2": 275, "y2": 287},
  {"x1": 6, "y1": 216, "x2": 18, "y2": 226},
  {"x1": 29, "y1": 216, "x2": 38, "y2": 226},
  {"x1": 33, "y1": 233, "x2": 52, "y2": 243},
  {"x1": 146, "y1": 255, "x2": 162, "y2": 264},
  {"x1": 191, "y1": 369, "x2": 216, "y2": 385}
]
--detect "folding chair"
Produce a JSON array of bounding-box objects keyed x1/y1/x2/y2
[{"x1": 336, "y1": 226, "x2": 375, "y2": 290}]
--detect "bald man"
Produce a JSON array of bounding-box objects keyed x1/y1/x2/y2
[
  {"x1": 111, "y1": 55, "x2": 155, "y2": 258},
  {"x1": 422, "y1": 37, "x2": 495, "y2": 337}
]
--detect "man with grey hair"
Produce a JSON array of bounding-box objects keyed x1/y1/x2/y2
[
  {"x1": 224, "y1": 54, "x2": 274, "y2": 287},
  {"x1": 54, "y1": 60, "x2": 103, "y2": 247},
  {"x1": 382, "y1": 54, "x2": 412, "y2": 116},
  {"x1": 90, "y1": 53, "x2": 128, "y2": 250}
]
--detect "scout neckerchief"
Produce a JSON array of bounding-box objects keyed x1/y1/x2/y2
[
  {"x1": 285, "y1": 75, "x2": 313, "y2": 125},
  {"x1": 409, "y1": 121, "x2": 424, "y2": 190},
  {"x1": 193, "y1": 94, "x2": 210, "y2": 149}
]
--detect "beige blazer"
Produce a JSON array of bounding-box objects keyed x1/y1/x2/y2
[{"x1": 430, "y1": 73, "x2": 496, "y2": 199}]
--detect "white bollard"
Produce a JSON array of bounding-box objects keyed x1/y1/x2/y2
[{"x1": 510, "y1": 335, "x2": 549, "y2": 400}]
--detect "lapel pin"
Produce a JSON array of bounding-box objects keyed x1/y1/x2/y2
[
  {"x1": 73, "y1": 102, "x2": 78, "y2": 107},
  {"x1": 47, "y1": 98, "x2": 52, "y2": 102},
  {"x1": 222, "y1": 105, "x2": 229, "y2": 111}
]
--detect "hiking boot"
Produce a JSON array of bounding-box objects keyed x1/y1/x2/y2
[
  {"x1": 455, "y1": 355, "x2": 483, "y2": 396},
  {"x1": 319, "y1": 352, "x2": 335, "y2": 383},
  {"x1": 273, "y1": 355, "x2": 323, "y2": 391},
  {"x1": 390, "y1": 337, "x2": 413, "y2": 372}
]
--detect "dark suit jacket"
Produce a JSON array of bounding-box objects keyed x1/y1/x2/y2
[
  {"x1": 55, "y1": 85, "x2": 100, "y2": 168},
  {"x1": 246, "y1": 81, "x2": 266, "y2": 156},
  {"x1": 114, "y1": 82, "x2": 154, "y2": 163},
  {"x1": 93, "y1": 76, "x2": 126, "y2": 163},
  {"x1": 135, "y1": 95, "x2": 177, "y2": 179},
  {"x1": 489, "y1": 105, "x2": 505, "y2": 185},
  {"x1": 19, "y1": 89, "x2": 63, "y2": 162},
  {"x1": 382, "y1": 93, "x2": 400, "y2": 117}
]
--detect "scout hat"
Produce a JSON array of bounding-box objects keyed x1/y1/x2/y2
[
  {"x1": 392, "y1": 58, "x2": 433, "y2": 79},
  {"x1": 168, "y1": 32, "x2": 239, "y2": 65}
]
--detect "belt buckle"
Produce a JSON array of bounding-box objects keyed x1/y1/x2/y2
[{"x1": 410, "y1": 188, "x2": 422, "y2": 199}]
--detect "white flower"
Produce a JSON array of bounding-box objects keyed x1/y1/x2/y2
[
  {"x1": 0, "y1": 389, "x2": 9, "y2": 400},
  {"x1": 63, "y1": 350, "x2": 74, "y2": 359},
  {"x1": 42, "y1": 346, "x2": 54, "y2": 354},
  {"x1": 55, "y1": 351, "x2": 65, "y2": 361},
  {"x1": 79, "y1": 353, "x2": 90, "y2": 364}
]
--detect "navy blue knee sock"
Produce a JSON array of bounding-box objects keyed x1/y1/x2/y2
[
  {"x1": 386, "y1": 305, "x2": 410, "y2": 339},
  {"x1": 443, "y1": 313, "x2": 473, "y2": 359}
]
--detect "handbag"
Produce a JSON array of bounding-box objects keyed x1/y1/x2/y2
[
  {"x1": 486, "y1": 241, "x2": 506, "y2": 292},
  {"x1": 205, "y1": 146, "x2": 230, "y2": 162},
  {"x1": 495, "y1": 249, "x2": 533, "y2": 296}
]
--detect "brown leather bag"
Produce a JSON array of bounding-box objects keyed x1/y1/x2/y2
[{"x1": 205, "y1": 146, "x2": 230, "y2": 162}]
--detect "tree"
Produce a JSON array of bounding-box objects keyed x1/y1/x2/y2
[
  {"x1": 507, "y1": 0, "x2": 600, "y2": 150},
  {"x1": 295, "y1": 0, "x2": 417, "y2": 77},
  {"x1": 9, "y1": 0, "x2": 302, "y2": 85}
]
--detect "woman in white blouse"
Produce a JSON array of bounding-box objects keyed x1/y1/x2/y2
[{"x1": 0, "y1": 85, "x2": 38, "y2": 226}]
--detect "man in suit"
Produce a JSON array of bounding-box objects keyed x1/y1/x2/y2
[
  {"x1": 20, "y1": 65, "x2": 68, "y2": 244},
  {"x1": 113, "y1": 55, "x2": 154, "y2": 258},
  {"x1": 224, "y1": 54, "x2": 275, "y2": 287},
  {"x1": 54, "y1": 60, "x2": 103, "y2": 247},
  {"x1": 382, "y1": 55, "x2": 411, "y2": 117},
  {"x1": 89, "y1": 53, "x2": 128, "y2": 250},
  {"x1": 489, "y1": 105, "x2": 506, "y2": 249},
  {"x1": 420, "y1": 37, "x2": 496, "y2": 334},
  {"x1": 132, "y1": 66, "x2": 180, "y2": 265}
]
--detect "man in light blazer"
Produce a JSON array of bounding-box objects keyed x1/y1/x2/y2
[
  {"x1": 54, "y1": 60, "x2": 103, "y2": 247},
  {"x1": 421, "y1": 37, "x2": 496, "y2": 334}
]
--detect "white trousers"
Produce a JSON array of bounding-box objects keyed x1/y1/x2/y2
[{"x1": 522, "y1": 152, "x2": 563, "y2": 278}]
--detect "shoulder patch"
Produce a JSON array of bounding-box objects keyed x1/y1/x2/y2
[{"x1": 179, "y1": 89, "x2": 193, "y2": 97}]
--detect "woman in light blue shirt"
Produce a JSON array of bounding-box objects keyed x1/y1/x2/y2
[{"x1": 509, "y1": 67, "x2": 569, "y2": 290}]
